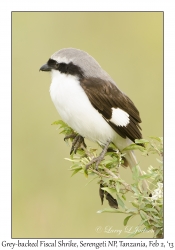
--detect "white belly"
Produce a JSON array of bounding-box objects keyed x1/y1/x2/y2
[
  {"x1": 49, "y1": 70, "x2": 132, "y2": 150},
  {"x1": 49, "y1": 70, "x2": 118, "y2": 145}
]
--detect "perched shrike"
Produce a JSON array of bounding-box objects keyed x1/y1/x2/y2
[{"x1": 40, "y1": 48, "x2": 142, "y2": 170}]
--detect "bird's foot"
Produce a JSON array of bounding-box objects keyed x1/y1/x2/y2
[
  {"x1": 64, "y1": 133, "x2": 77, "y2": 141},
  {"x1": 86, "y1": 140, "x2": 111, "y2": 170},
  {"x1": 64, "y1": 134, "x2": 86, "y2": 154}
]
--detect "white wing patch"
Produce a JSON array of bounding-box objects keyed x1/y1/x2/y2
[{"x1": 110, "y1": 108, "x2": 130, "y2": 127}]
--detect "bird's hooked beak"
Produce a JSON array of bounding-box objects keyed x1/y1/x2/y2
[{"x1": 39, "y1": 63, "x2": 52, "y2": 72}]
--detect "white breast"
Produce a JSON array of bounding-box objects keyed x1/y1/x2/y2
[{"x1": 49, "y1": 70, "x2": 131, "y2": 151}]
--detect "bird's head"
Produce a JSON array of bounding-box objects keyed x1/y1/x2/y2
[{"x1": 39, "y1": 48, "x2": 112, "y2": 81}]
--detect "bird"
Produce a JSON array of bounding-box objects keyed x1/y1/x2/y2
[{"x1": 40, "y1": 48, "x2": 143, "y2": 170}]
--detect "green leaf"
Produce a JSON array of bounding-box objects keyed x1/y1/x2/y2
[
  {"x1": 97, "y1": 208, "x2": 127, "y2": 214},
  {"x1": 124, "y1": 215, "x2": 133, "y2": 226},
  {"x1": 64, "y1": 158, "x2": 78, "y2": 162},
  {"x1": 144, "y1": 207, "x2": 158, "y2": 213},
  {"x1": 154, "y1": 228, "x2": 163, "y2": 238},
  {"x1": 51, "y1": 120, "x2": 65, "y2": 125},
  {"x1": 131, "y1": 185, "x2": 140, "y2": 195},
  {"x1": 152, "y1": 223, "x2": 162, "y2": 228},
  {"x1": 71, "y1": 168, "x2": 82, "y2": 177},
  {"x1": 144, "y1": 204, "x2": 152, "y2": 208},
  {"x1": 101, "y1": 187, "x2": 116, "y2": 196},
  {"x1": 125, "y1": 208, "x2": 138, "y2": 214},
  {"x1": 123, "y1": 144, "x2": 145, "y2": 152},
  {"x1": 70, "y1": 163, "x2": 82, "y2": 170},
  {"x1": 138, "y1": 195, "x2": 143, "y2": 204},
  {"x1": 132, "y1": 165, "x2": 141, "y2": 182},
  {"x1": 115, "y1": 181, "x2": 120, "y2": 193},
  {"x1": 76, "y1": 149, "x2": 85, "y2": 155},
  {"x1": 138, "y1": 180, "x2": 143, "y2": 193},
  {"x1": 70, "y1": 163, "x2": 79, "y2": 169},
  {"x1": 102, "y1": 160, "x2": 113, "y2": 165},
  {"x1": 122, "y1": 194, "x2": 126, "y2": 201},
  {"x1": 131, "y1": 202, "x2": 139, "y2": 208},
  {"x1": 139, "y1": 174, "x2": 152, "y2": 179},
  {"x1": 83, "y1": 167, "x2": 88, "y2": 178},
  {"x1": 139, "y1": 202, "x2": 146, "y2": 210},
  {"x1": 116, "y1": 194, "x2": 125, "y2": 209},
  {"x1": 140, "y1": 210, "x2": 148, "y2": 220},
  {"x1": 135, "y1": 139, "x2": 149, "y2": 144},
  {"x1": 139, "y1": 218, "x2": 150, "y2": 227},
  {"x1": 149, "y1": 136, "x2": 163, "y2": 143}
]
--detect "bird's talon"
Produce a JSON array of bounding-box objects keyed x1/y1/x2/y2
[
  {"x1": 67, "y1": 134, "x2": 86, "y2": 155},
  {"x1": 64, "y1": 134, "x2": 77, "y2": 141},
  {"x1": 85, "y1": 140, "x2": 111, "y2": 171}
]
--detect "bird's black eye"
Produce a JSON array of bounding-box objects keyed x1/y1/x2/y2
[
  {"x1": 55, "y1": 62, "x2": 59, "y2": 69},
  {"x1": 47, "y1": 59, "x2": 84, "y2": 79},
  {"x1": 58, "y1": 63, "x2": 68, "y2": 73}
]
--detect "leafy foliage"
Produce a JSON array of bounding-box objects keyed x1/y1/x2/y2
[{"x1": 52, "y1": 120, "x2": 163, "y2": 238}]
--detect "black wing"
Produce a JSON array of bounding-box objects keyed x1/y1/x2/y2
[{"x1": 80, "y1": 77, "x2": 142, "y2": 142}]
